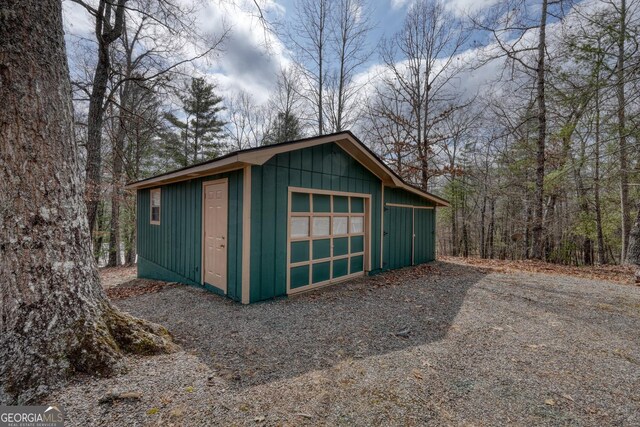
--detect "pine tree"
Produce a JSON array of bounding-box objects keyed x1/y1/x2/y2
[
  {"x1": 263, "y1": 111, "x2": 302, "y2": 145},
  {"x1": 164, "y1": 77, "x2": 226, "y2": 166}
]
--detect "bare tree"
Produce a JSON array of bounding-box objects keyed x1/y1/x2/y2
[
  {"x1": 361, "y1": 89, "x2": 414, "y2": 179},
  {"x1": 474, "y1": 0, "x2": 573, "y2": 259},
  {"x1": 288, "y1": 0, "x2": 331, "y2": 135},
  {"x1": 325, "y1": 0, "x2": 373, "y2": 132},
  {"x1": 69, "y1": 0, "x2": 227, "y2": 237},
  {"x1": 270, "y1": 67, "x2": 304, "y2": 124},
  {"x1": 379, "y1": 0, "x2": 469, "y2": 189},
  {"x1": 226, "y1": 91, "x2": 270, "y2": 149},
  {"x1": 0, "y1": 0, "x2": 175, "y2": 404}
]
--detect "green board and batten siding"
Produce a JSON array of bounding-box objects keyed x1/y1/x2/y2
[
  {"x1": 249, "y1": 142, "x2": 383, "y2": 302},
  {"x1": 136, "y1": 169, "x2": 244, "y2": 301},
  {"x1": 383, "y1": 186, "x2": 436, "y2": 270}
]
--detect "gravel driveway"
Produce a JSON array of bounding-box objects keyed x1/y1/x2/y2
[{"x1": 51, "y1": 262, "x2": 640, "y2": 426}]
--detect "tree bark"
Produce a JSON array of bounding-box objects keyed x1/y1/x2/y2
[
  {"x1": 626, "y1": 206, "x2": 640, "y2": 282},
  {"x1": 318, "y1": 0, "x2": 326, "y2": 135},
  {"x1": 594, "y1": 86, "x2": 606, "y2": 264},
  {"x1": 451, "y1": 186, "x2": 458, "y2": 256},
  {"x1": 107, "y1": 78, "x2": 131, "y2": 267},
  {"x1": 0, "y1": 0, "x2": 175, "y2": 404},
  {"x1": 107, "y1": 114, "x2": 126, "y2": 267},
  {"x1": 531, "y1": 0, "x2": 548, "y2": 260},
  {"x1": 488, "y1": 199, "x2": 495, "y2": 259},
  {"x1": 616, "y1": 0, "x2": 630, "y2": 263},
  {"x1": 480, "y1": 193, "x2": 487, "y2": 258},
  {"x1": 85, "y1": 0, "x2": 128, "y2": 237}
]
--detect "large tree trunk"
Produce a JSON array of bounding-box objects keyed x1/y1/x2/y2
[
  {"x1": 0, "y1": 0, "x2": 175, "y2": 404},
  {"x1": 626, "y1": 206, "x2": 640, "y2": 282},
  {"x1": 85, "y1": 0, "x2": 128, "y2": 237},
  {"x1": 488, "y1": 199, "x2": 495, "y2": 259},
  {"x1": 85, "y1": 52, "x2": 109, "y2": 237},
  {"x1": 480, "y1": 193, "x2": 487, "y2": 258},
  {"x1": 531, "y1": 0, "x2": 548, "y2": 260},
  {"x1": 107, "y1": 122, "x2": 125, "y2": 267},
  {"x1": 616, "y1": 0, "x2": 630, "y2": 263},
  {"x1": 107, "y1": 81, "x2": 130, "y2": 267},
  {"x1": 594, "y1": 88, "x2": 606, "y2": 264}
]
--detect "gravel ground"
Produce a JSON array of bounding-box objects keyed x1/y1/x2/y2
[{"x1": 50, "y1": 262, "x2": 640, "y2": 426}]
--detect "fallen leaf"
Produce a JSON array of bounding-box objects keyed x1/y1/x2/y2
[{"x1": 545, "y1": 399, "x2": 555, "y2": 406}]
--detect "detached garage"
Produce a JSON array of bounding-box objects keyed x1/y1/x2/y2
[{"x1": 125, "y1": 131, "x2": 449, "y2": 304}]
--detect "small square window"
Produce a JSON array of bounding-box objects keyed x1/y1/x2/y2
[
  {"x1": 150, "y1": 188, "x2": 161, "y2": 225},
  {"x1": 350, "y1": 216, "x2": 363, "y2": 234},
  {"x1": 291, "y1": 217, "x2": 309, "y2": 238},
  {"x1": 312, "y1": 217, "x2": 330, "y2": 236},
  {"x1": 333, "y1": 217, "x2": 348, "y2": 235}
]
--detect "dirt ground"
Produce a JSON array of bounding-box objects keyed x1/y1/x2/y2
[
  {"x1": 441, "y1": 256, "x2": 638, "y2": 286},
  {"x1": 51, "y1": 261, "x2": 640, "y2": 426},
  {"x1": 100, "y1": 265, "x2": 137, "y2": 289}
]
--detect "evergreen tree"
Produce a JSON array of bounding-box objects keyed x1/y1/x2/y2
[
  {"x1": 164, "y1": 77, "x2": 226, "y2": 166},
  {"x1": 263, "y1": 111, "x2": 302, "y2": 145}
]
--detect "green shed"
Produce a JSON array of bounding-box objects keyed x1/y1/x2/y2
[{"x1": 125, "y1": 131, "x2": 449, "y2": 304}]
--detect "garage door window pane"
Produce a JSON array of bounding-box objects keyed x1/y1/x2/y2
[
  {"x1": 313, "y1": 239, "x2": 331, "y2": 259},
  {"x1": 291, "y1": 217, "x2": 309, "y2": 237},
  {"x1": 351, "y1": 197, "x2": 364, "y2": 213},
  {"x1": 291, "y1": 265, "x2": 310, "y2": 288},
  {"x1": 312, "y1": 262, "x2": 331, "y2": 283},
  {"x1": 313, "y1": 217, "x2": 330, "y2": 236},
  {"x1": 351, "y1": 235, "x2": 364, "y2": 253},
  {"x1": 313, "y1": 194, "x2": 331, "y2": 212},
  {"x1": 333, "y1": 216, "x2": 348, "y2": 235},
  {"x1": 333, "y1": 237, "x2": 349, "y2": 256},
  {"x1": 291, "y1": 241, "x2": 310, "y2": 263},
  {"x1": 350, "y1": 255, "x2": 364, "y2": 273},
  {"x1": 333, "y1": 196, "x2": 349, "y2": 212},
  {"x1": 291, "y1": 192, "x2": 310, "y2": 212},
  {"x1": 333, "y1": 258, "x2": 348, "y2": 278},
  {"x1": 350, "y1": 216, "x2": 363, "y2": 234}
]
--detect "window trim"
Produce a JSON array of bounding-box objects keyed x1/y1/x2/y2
[{"x1": 150, "y1": 188, "x2": 161, "y2": 225}]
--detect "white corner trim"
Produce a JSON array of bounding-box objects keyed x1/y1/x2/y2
[{"x1": 241, "y1": 166, "x2": 252, "y2": 304}]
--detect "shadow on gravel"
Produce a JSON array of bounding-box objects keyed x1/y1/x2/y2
[{"x1": 115, "y1": 262, "x2": 485, "y2": 389}]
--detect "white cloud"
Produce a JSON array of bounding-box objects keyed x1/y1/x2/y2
[
  {"x1": 62, "y1": 0, "x2": 94, "y2": 35},
  {"x1": 196, "y1": 0, "x2": 291, "y2": 103},
  {"x1": 444, "y1": 0, "x2": 502, "y2": 17},
  {"x1": 62, "y1": 0, "x2": 292, "y2": 106},
  {"x1": 390, "y1": 0, "x2": 411, "y2": 10},
  {"x1": 390, "y1": 0, "x2": 501, "y2": 16}
]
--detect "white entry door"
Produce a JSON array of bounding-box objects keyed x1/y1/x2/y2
[{"x1": 203, "y1": 180, "x2": 228, "y2": 292}]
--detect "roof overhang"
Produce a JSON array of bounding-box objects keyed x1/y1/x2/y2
[{"x1": 125, "y1": 132, "x2": 450, "y2": 207}]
